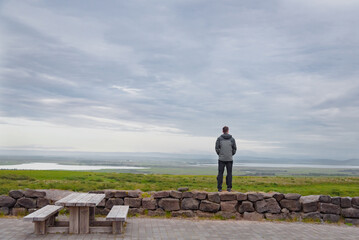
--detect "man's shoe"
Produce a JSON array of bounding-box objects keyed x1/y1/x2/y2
[
  {"x1": 218, "y1": 189, "x2": 222, "y2": 192},
  {"x1": 227, "y1": 188, "x2": 231, "y2": 192}
]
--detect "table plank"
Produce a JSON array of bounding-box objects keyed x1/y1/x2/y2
[
  {"x1": 56, "y1": 193, "x2": 106, "y2": 207},
  {"x1": 65, "y1": 193, "x2": 89, "y2": 206},
  {"x1": 55, "y1": 193, "x2": 79, "y2": 206},
  {"x1": 87, "y1": 194, "x2": 105, "y2": 207},
  {"x1": 75, "y1": 194, "x2": 95, "y2": 207},
  {"x1": 76, "y1": 193, "x2": 105, "y2": 207}
]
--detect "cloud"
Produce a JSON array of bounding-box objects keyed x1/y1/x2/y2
[
  {"x1": 0, "y1": 0, "x2": 358, "y2": 158},
  {"x1": 111, "y1": 85, "x2": 142, "y2": 95},
  {"x1": 1, "y1": 0, "x2": 148, "y2": 76},
  {"x1": 0, "y1": 116, "x2": 279, "y2": 153}
]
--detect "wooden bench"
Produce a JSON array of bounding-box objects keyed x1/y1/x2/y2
[
  {"x1": 106, "y1": 205, "x2": 129, "y2": 234},
  {"x1": 23, "y1": 205, "x2": 63, "y2": 234}
]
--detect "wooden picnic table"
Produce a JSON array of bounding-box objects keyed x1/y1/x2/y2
[{"x1": 55, "y1": 192, "x2": 105, "y2": 234}]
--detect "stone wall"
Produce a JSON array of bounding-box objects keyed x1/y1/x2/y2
[
  {"x1": 1, "y1": 189, "x2": 359, "y2": 225},
  {"x1": 0, "y1": 189, "x2": 49, "y2": 216}
]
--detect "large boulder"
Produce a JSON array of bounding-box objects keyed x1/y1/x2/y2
[
  {"x1": 129, "y1": 208, "x2": 145, "y2": 215},
  {"x1": 17, "y1": 197, "x2": 36, "y2": 209},
  {"x1": 105, "y1": 198, "x2": 124, "y2": 209},
  {"x1": 341, "y1": 197, "x2": 352, "y2": 208},
  {"x1": 195, "y1": 210, "x2": 214, "y2": 218},
  {"x1": 158, "y1": 198, "x2": 180, "y2": 211},
  {"x1": 273, "y1": 193, "x2": 284, "y2": 202},
  {"x1": 344, "y1": 218, "x2": 359, "y2": 226},
  {"x1": 181, "y1": 198, "x2": 199, "y2": 210},
  {"x1": 9, "y1": 190, "x2": 24, "y2": 199},
  {"x1": 318, "y1": 203, "x2": 340, "y2": 215},
  {"x1": 182, "y1": 192, "x2": 194, "y2": 198},
  {"x1": 302, "y1": 212, "x2": 321, "y2": 221},
  {"x1": 341, "y1": 208, "x2": 359, "y2": 218},
  {"x1": 0, "y1": 207, "x2": 10, "y2": 215},
  {"x1": 284, "y1": 193, "x2": 301, "y2": 200},
  {"x1": 238, "y1": 201, "x2": 254, "y2": 213},
  {"x1": 199, "y1": 200, "x2": 220, "y2": 213},
  {"x1": 170, "y1": 191, "x2": 182, "y2": 199},
  {"x1": 280, "y1": 199, "x2": 301, "y2": 211},
  {"x1": 23, "y1": 189, "x2": 46, "y2": 198},
  {"x1": 219, "y1": 192, "x2": 237, "y2": 201},
  {"x1": 124, "y1": 198, "x2": 142, "y2": 208},
  {"x1": 153, "y1": 191, "x2": 170, "y2": 199},
  {"x1": 263, "y1": 193, "x2": 274, "y2": 199},
  {"x1": 194, "y1": 192, "x2": 207, "y2": 200},
  {"x1": 331, "y1": 197, "x2": 341, "y2": 206},
  {"x1": 114, "y1": 190, "x2": 128, "y2": 198},
  {"x1": 352, "y1": 197, "x2": 359, "y2": 207},
  {"x1": 95, "y1": 208, "x2": 110, "y2": 215},
  {"x1": 288, "y1": 212, "x2": 301, "y2": 221},
  {"x1": 322, "y1": 214, "x2": 340, "y2": 223},
  {"x1": 237, "y1": 193, "x2": 247, "y2": 201},
  {"x1": 243, "y1": 212, "x2": 263, "y2": 221},
  {"x1": 247, "y1": 193, "x2": 264, "y2": 202},
  {"x1": 104, "y1": 190, "x2": 115, "y2": 198},
  {"x1": 208, "y1": 193, "x2": 220, "y2": 203},
  {"x1": 0, "y1": 195, "x2": 16, "y2": 208},
  {"x1": 319, "y1": 195, "x2": 331, "y2": 203},
  {"x1": 147, "y1": 208, "x2": 165, "y2": 217},
  {"x1": 142, "y1": 198, "x2": 157, "y2": 210},
  {"x1": 220, "y1": 200, "x2": 238, "y2": 212},
  {"x1": 255, "y1": 198, "x2": 281, "y2": 214},
  {"x1": 215, "y1": 211, "x2": 240, "y2": 220},
  {"x1": 300, "y1": 195, "x2": 319, "y2": 213},
  {"x1": 12, "y1": 207, "x2": 27, "y2": 216},
  {"x1": 171, "y1": 210, "x2": 195, "y2": 218},
  {"x1": 127, "y1": 190, "x2": 141, "y2": 198},
  {"x1": 37, "y1": 198, "x2": 49, "y2": 208}
]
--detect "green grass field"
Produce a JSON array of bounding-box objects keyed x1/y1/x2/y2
[{"x1": 1, "y1": 170, "x2": 359, "y2": 197}]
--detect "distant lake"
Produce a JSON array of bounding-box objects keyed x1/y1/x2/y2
[
  {"x1": 0, "y1": 162, "x2": 149, "y2": 171},
  {"x1": 197, "y1": 163, "x2": 359, "y2": 169}
]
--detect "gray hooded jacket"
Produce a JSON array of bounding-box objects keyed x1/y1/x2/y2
[{"x1": 215, "y1": 133, "x2": 237, "y2": 161}]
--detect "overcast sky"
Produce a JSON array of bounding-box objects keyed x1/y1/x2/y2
[{"x1": 0, "y1": 0, "x2": 358, "y2": 159}]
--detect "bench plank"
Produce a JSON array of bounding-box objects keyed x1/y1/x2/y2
[
  {"x1": 106, "y1": 205, "x2": 129, "y2": 221},
  {"x1": 24, "y1": 205, "x2": 63, "y2": 222}
]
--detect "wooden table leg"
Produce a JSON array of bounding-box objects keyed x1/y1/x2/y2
[
  {"x1": 79, "y1": 207, "x2": 90, "y2": 234},
  {"x1": 69, "y1": 207, "x2": 79, "y2": 234}
]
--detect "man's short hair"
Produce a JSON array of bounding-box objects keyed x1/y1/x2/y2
[{"x1": 223, "y1": 126, "x2": 229, "y2": 133}]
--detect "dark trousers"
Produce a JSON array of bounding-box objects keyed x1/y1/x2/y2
[{"x1": 217, "y1": 160, "x2": 233, "y2": 190}]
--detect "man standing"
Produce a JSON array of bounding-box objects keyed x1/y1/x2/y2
[{"x1": 215, "y1": 126, "x2": 237, "y2": 192}]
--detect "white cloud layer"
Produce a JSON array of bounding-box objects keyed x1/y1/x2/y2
[{"x1": 0, "y1": 0, "x2": 358, "y2": 159}]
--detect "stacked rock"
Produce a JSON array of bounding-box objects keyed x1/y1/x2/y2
[
  {"x1": 0, "y1": 189, "x2": 48, "y2": 215},
  {"x1": 1, "y1": 189, "x2": 359, "y2": 225}
]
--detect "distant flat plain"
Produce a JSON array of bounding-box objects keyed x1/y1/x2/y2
[{"x1": 1, "y1": 155, "x2": 359, "y2": 197}]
